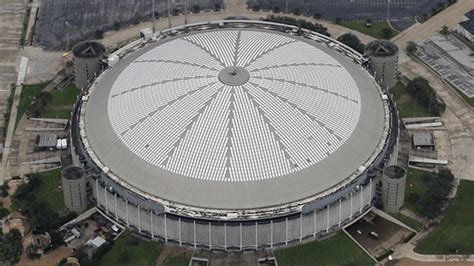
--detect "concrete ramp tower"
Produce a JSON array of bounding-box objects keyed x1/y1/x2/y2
[
  {"x1": 381, "y1": 165, "x2": 406, "y2": 213},
  {"x1": 365, "y1": 40, "x2": 399, "y2": 89},
  {"x1": 72, "y1": 41, "x2": 105, "y2": 89},
  {"x1": 62, "y1": 166, "x2": 88, "y2": 213}
]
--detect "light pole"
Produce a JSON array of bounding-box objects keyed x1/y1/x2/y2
[
  {"x1": 167, "y1": 0, "x2": 171, "y2": 28},
  {"x1": 387, "y1": 0, "x2": 391, "y2": 21},
  {"x1": 152, "y1": 0, "x2": 156, "y2": 33},
  {"x1": 65, "y1": 21, "x2": 70, "y2": 51},
  {"x1": 184, "y1": 0, "x2": 187, "y2": 25}
]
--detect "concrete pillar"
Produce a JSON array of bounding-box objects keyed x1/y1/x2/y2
[
  {"x1": 350, "y1": 192, "x2": 353, "y2": 219},
  {"x1": 369, "y1": 178, "x2": 373, "y2": 201},
  {"x1": 125, "y1": 199, "x2": 129, "y2": 226},
  {"x1": 338, "y1": 198, "x2": 342, "y2": 226},
  {"x1": 313, "y1": 209, "x2": 317, "y2": 237},
  {"x1": 270, "y1": 220, "x2": 274, "y2": 248},
  {"x1": 224, "y1": 223, "x2": 227, "y2": 250},
  {"x1": 299, "y1": 213, "x2": 303, "y2": 242},
  {"x1": 239, "y1": 223, "x2": 242, "y2": 251},
  {"x1": 137, "y1": 205, "x2": 141, "y2": 233},
  {"x1": 104, "y1": 186, "x2": 108, "y2": 214},
  {"x1": 193, "y1": 220, "x2": 196, "y2": 248},
  {"x1": 285, "y1": 217, "x2": 288, "y2": 245},
  {"x1": 208, "y1": 222, "x2": 211, "y2": 250},
  {"x1": 114, "y1": 193, "x2": 118, "y2": 220},
  {"x1": 164, "y1": 213, "x2": 168, "y2": 242},
  {"x1": 178, "y1": 217, "x2": 182, "y2": 245},
  {"x1": 326, "y1": 205, "x2": 329, "y2": 232},
  {"x1": 255, "y1": 221, "x2": 258, "y2": 249},
  {"x1": 150, "y1": 210, "x2": 154, "y2": 239}
]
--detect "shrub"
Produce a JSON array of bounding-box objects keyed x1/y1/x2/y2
[
  {"x1": 407, "y1": 193, "x2": 420, "y2": 204},
  {"x1": 191, "y1": 5, "x2": 200, "y2": 13},
  {"x1": 406, "y1": 77, "x2": 445, "y2": 116},
  {"x1": 382, "y1": 27, "x2": 393, "y2": 39},
  {"x1": 406, "y1": 41, "x2": 417, "y2": 53},
  {"x1": 337, "y1": 33, "x2": 365, "y2": 53}
]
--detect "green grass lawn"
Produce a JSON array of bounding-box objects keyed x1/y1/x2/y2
[
  {"x1": 415, "y1": 180, "x2": 474, "y2": 254},
  {"x1": 274, "y1": 232, "x2": 373, "y2": 266},
  {"x1": 34, "y1": 169, "x2": 65, "y2": 212},
  {"x1": 404, "y1": 168, "x2": 430, "y2": 213},
  {"x1": 390, "y1": 213, "x2": 423, "y2": 232},
  {"x1": 391, "y1": 82, "x2": 431, "y2": 118},
  {"x1": 164, "y1": 254, "x2": 191, "y2": 266},
  {"x1": 338, "y1": 20, "x2": 398, "y2": 39},
  {"x1": 98, "y1": 231, "x2": 162, "y2": 266},
  {"x1": 18, "y1": 81, "x2": 50, "y2": 124},
  {"x1": 41, "y1": 83, "x2": 80, "y2": 119}
]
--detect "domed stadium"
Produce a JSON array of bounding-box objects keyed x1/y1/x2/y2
[{"x1": 71, "y1": 21, "x2": 398, "y2": 250}]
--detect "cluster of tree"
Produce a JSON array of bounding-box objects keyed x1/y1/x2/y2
[
  {"x1": 406, "y1": 41, "x2": 418, "y2": 53},
  {"x1": 0, "y1": 182, "x2": 8, "y2": 197},
  {"x1": 0, "y1": 203, "x2": 9, "y2": 220},
  {"x1": 419, "y1": 0, "x2": 457, "y2": 22},
  {"x1": 264, "y1": 16, "x2": 330, "y2": 37},
  {"x1": 0, "y1": 229, "x2": 23, "y2": 264},
  {"x1": 191, "y1": 5, "x2": 200, "y2": 13},
  {"x1": 406, "y1": 77, "x2": 446, "y2": 116},
  {"x1": 26, "y1": 91, "x2": 52, "y2": 118},
  {"x1": 407, "y1": 169, "x2": 454, "y2": 219},
  {"x1": 12, "y1": 174, "x2": 76, "y2": 255},
  {"x1": 337, "y1": 33, "x2": 365, "y2": 53}
]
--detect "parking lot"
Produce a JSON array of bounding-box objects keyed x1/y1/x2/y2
[{"x1": 417, "y1": 33, "x2": 474, "y2": 98}]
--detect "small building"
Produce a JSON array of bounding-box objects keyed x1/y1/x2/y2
[
  {"x1": 412, "y1": 132, "x2": 435, "y2": 150},
  {"x1": 34, "y1": 134, "x2": 58, "y2": 152},
  {"x1": 83, "y1": 236, "x2": 107, "y2": 258},
  {"x1": 140, "y1": 28, "x2": 153, "y2": 40},
  {"x1": 87, "y1": 236, "x2": 106, "y2": 249},
  {"x1": 454, "y1": 10, "x2": 474, "y2": 42}
]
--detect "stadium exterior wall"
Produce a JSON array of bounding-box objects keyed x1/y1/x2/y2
[
  {"x1": 92, "y1": 176, "x2": 375, "y2": 249},
  {"x1": 70, "y1": 20, "x2": 400, "y2": 249}
]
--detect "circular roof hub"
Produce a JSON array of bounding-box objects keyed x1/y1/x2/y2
[{"x1": 218, "y1": 67, "x2": 250, "y2": 86}]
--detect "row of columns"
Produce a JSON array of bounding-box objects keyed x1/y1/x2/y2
[{"x1": 94, "y1": 178, "x2": 374, "y2": 249}]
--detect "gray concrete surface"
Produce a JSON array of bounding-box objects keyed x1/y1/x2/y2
[
  {"x1": 98, "y1": 8, "x2": 376, "y2": 49},
  {"x1": 0, "y1": 0, "x2": 26, "y2": 127},
  {"x1": 417, "y1": 33, "x2": 474, "y2": 98},
  {"x1": 400, "y1": 59, "x2": 474, "y2": 181},
  {"x1": 33, "y1": 0, "x2": 224, "y2": 50},
  {"x1": 391, "y1": 0, "x2": 474, "y2": 53}
]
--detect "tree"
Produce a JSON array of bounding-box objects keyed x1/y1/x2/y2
[
  {"x1": 406, "y1": 77, "x2": 445, "y2": 116},
  {"x1": 191, "y1": 5, "x2": 200, "y2": 13},
  {"x1": 264, "y1": 16, "x2": 330, "y2": 36},
  {"x1": 335, "y1": 17, "x2": 342, "y2": 24},
  {"x1": 272, "y1": 6, "x2": 280, "y2": 13},
  {"x1": 440, "y1": 25, "x2": 449, "y2": 35},
  {"x1": 94, "y1": 30, "x2": 104, "y2": 39},
  {"x1": 312, "y1": 12, "x2": 322, "y2": 19},
  {"x1": 406, "y1": 41, "x2": 417, "y2": 53},
  {"x1": 382, "y1": 27, "x2": 393, "y2": 39},
  {"x1": 414, "y1": 169, "x2": 454, "y2": 219},
  {"x1": 337, "y1": 33, "x2": 365, "y2": 53},
  {"x1": 0, "y1": 204, "x2": 9, "y2": 219},
  {"x1": 251, "y1": 4, "x2": 261, "y2": 11},
  {"x1": 0, "y1": 229, "x2": 23, "y2": 263},
  {"x1": 213, "y1": 3, "x2": 221, "y2": 11}
]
